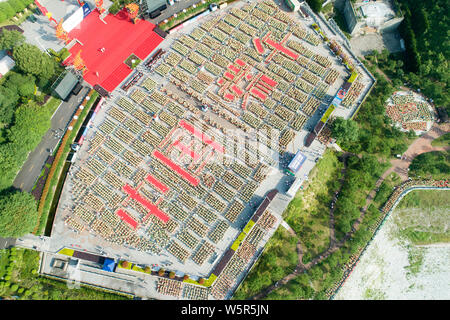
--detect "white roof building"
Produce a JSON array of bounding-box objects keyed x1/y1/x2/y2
[{"x1": 0, "y1": 55, "x2": 15, "y2": 78}]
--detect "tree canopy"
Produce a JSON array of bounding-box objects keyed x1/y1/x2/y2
[
  {"x1": 409, "y1": 151, "x2": 450, "y2": 179},
  {"x1": 331, "y1": 118, "x2": 360, "y2": 147},
  {"x1": 12, "y1": 43, "x2": 56, "y2": 81},
  {"x1": 0, "y1": 188, "x2": 38, "y2": 237},
  {"x1": 306, "y1": 0, "x2": 323, "y2": 12},
  {"x1": 0, "y1": 29, "x2": 25, "y2": 50}
]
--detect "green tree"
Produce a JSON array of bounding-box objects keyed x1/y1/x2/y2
[
  {"x1": 0, "y1": 188, "x2": 38, "y2": 237},
  {"x1": 4, "y1": 73, "x2": 36, "y2": 98},
  {"x1": 0, "y1": 3, "x2": 15, "y2": 19},
  {"x1": 0, "y1": 29, "x2": 25, "y2": 50},
  {"x1": 331, "y1": 117, "x2": 360, "y2": 146},
  {"x1": 306, "y1": 0, "x2": 323, "y2": 12},
  {"x1": 8, "y1": 0, "x2": 26, "y2": 13},
  {"x1": 0, "y1": 11, "x2": 7, "y2": 23},
  {"x1": 12, "y1": 43, "x2": 56, "y2": 80},
  {"x1": 409, "y1": 151, "x2": 449, "y2": 179},
  {"x1": 0, "y1": 86, "x2": 19, "y2": 124}
]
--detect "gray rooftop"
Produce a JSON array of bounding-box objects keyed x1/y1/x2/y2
[
  {"x1": 53, "y1": 71, "x2": 79, "y2": 100},
  {"x1": 144, "y1": 0, "x2": 167, "y2": 13}
]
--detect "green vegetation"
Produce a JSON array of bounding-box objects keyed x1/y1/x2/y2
[
  {"x1": 330, "y1": 118, "x2": 360, "y2": 146},
  {"x1": 394, "y1": 190, "x2": 450, "y2": 245},
  {"x1": 124, "y1": 54, "x2": 141, "y2": 69},
  {"x1": 13, "y1": 43, "x2": 57, "y2": 82},
  {"x1": 373, "y1": 172, "x2": 401, "y2": 209},
  {"x1": 381, "y1": 0, "x2": 449, "y2": 114},
  {"x1": 333, "y1": 72, "x2": 411, "y2": 159},
  {"x1": 0, "y1": 0, "x2": 34, "y2": 25},
  {"x1": 43, "y1": 162, "x2": 70, "y2": 236},
  {"x1": 0, "y1": 29, "x2": 24, "y2": 50},
  {"x1": 36, "y1": 91, "x2": 99, "y2": 235},
  {"x1": 0, "y1": 97, "x2": 60, "y2": 190},
  {"x1": 397, "y1": 189, "x2": 450, "y2": 209},
  {"x1": 235, "y1": 148, "x2": 388, "y2": 299},
  {"x1": 108, "y1": 0, "x2": 134, "y2": 15},
  {"x1": 363, "y1": 288, "x2": 386, "y2": 300},
  {"x1": 0, "y1": 248, "x2": 129, "y2": 300},
  {"x1": 0, "y1": 29, "x2": 68, "y2": 235},
  {"x1": 158, "y1": 0, "x2": 222, "y2": 31},
  {"x1": 431, "y1": 133, "x2": 450, "y2": 147},
  {"x1": 404, "y1": 246, "x2": 425, "y2": 276},
  {"x1": 284, "y1": 150, "x2": 343, "y2": 262},
  {"x1": 232, "y1": 228, "x2": 299, "y2": 299},
  {"x1": 334, "y1": 154, "x2": 388, "y2": 238},
  {"x1": 0, "y1": 188, "x2": 38, "y2": 237},
  {"x1": 261, "y1": 198, "x2": 382, "y2": 299},
  {"x1": 409, "y1": 151, "x2": 449, "y2": 180},
  {"x1": 47, "y1": 48, "x2": 71, "y2": 63},
  {"x1": 306, "y1": 0, "x2": 324, "y2": 13},
  {"x1": 0, "y1": 29, "x2": 62, "y2": 192}
]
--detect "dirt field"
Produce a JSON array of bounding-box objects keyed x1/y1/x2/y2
[{"x1": 335, "y1": 190, "x2": 450, "y2": 300}]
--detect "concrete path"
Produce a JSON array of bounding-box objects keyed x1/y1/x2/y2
[{"x1": 0, "y1": 238, "x2": 16, "y2": 250}]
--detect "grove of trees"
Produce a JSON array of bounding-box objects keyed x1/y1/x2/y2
[
  {"x1": 394, "y1": 0, "x2": 449, "y2": 114},
  {"x1": 306, "y1": 0, "x2": 324, "y2": 13},
  {"x1": 0, "y1": 0, "x2": 34, "y2": 23},
  {"x1": 409, "y1": 151, "x2": 450, "y2": 180},
  {"x1": 0, "y1": 188, "x2": 38, "y2": 237},
  {"x1": 12, "y1": 43, "x2": 56, "y2": 82},
  {"x1": 0, "y1": 28, "x2": 62, "y2": 236}
]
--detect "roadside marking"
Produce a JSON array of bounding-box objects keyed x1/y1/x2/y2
[{"x1": 51, "y1": 101, "x2": 64, "y2": 120}]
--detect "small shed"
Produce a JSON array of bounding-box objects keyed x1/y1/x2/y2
[{"x1": 52, "y1": 71, "x2": 79, "y2": 100}]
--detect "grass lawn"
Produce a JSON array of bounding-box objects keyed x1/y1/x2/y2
[
  {"x1": 431, "y1": 132, "x2": 450, "y2": 147},
  {"x1": 124, "y1": 54, "x2": 142, "y2": 69},
  {"x1": 283, "y1": 149, "x2": 343, "y2": 263},
  {"x1": 233, "y1": 150, "x2": 345, "y2": 299},
  {"x1": 409, "y1": 151, "x2": 450, "y2": 180},
  {"x1": 43, "y1": 162, "x2": 71, "y2": 236},
  {"x1": 232, "y1": 228, "x2": 299, "y2": 299},
  {"x1": 0, "y1": 248, "x2": 129, "y2": 300},
  {"x1": 0, "y1": 7, "x2": 35, "y2": 28},
  {"x1": 373, "y1": 171, "x2": 402, "y2": 209},
  {"x1": 393, "y1": 190, "x2": 450, "y2": 245}
]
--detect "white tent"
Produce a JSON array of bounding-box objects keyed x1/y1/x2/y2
[{"x1": 0, "y1": 55, "x2": 15, "y2": 77}]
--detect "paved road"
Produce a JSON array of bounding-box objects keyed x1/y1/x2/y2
[
  {"x1": 0, "y1": 238, "x2": 16, "y2": 250},
  {"x1": 148, "y1": 0, "x2": 214, "y2": 25},
  {"x1": 12, "y1": 87, "x2": 90, "y2": 193}
]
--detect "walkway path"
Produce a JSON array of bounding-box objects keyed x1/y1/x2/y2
[{"x1": 251, "y1": 122, "x2": 449, "y2": 300}]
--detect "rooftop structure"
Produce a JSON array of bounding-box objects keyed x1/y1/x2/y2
[
  {"x1": 51, "y1": 71, "x2": 80, "y2": 100},
  {"x1": 341, "y1": 0, "x2": 403, "y2": 35},
  {"x1": 0, "y1": 55, "x2": 15, "y2": 78}
]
